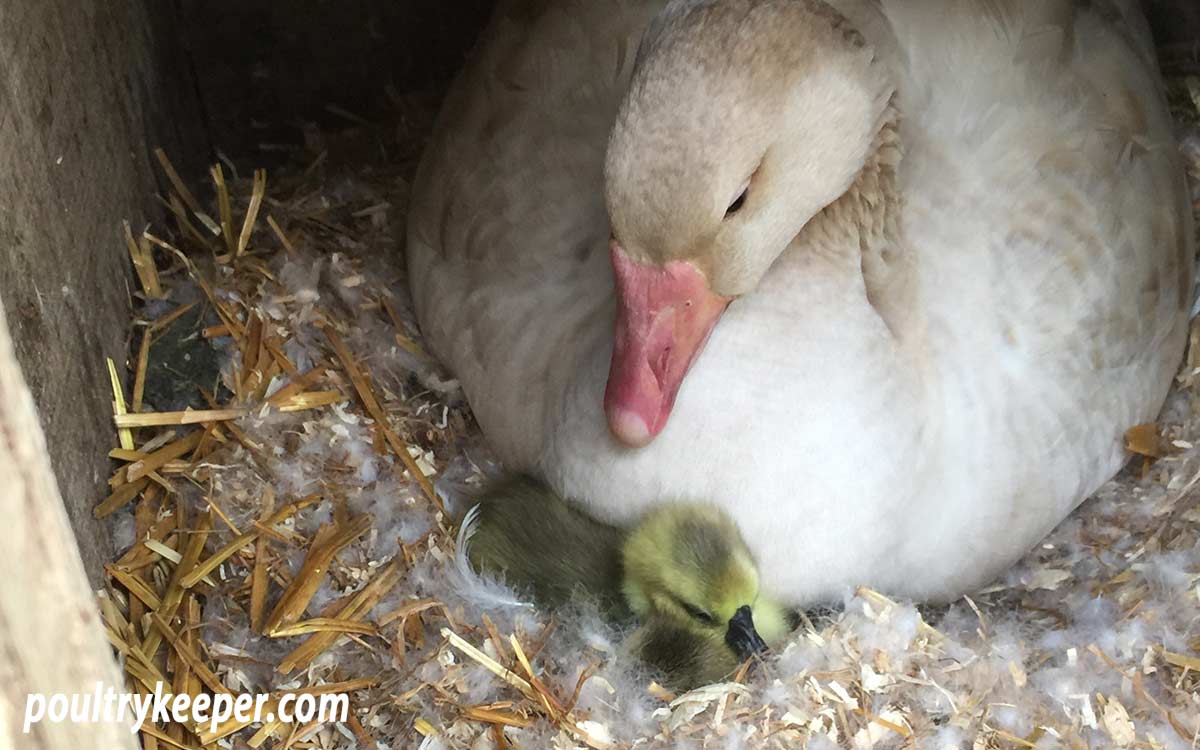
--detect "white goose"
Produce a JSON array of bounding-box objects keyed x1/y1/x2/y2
[{"x1": 407, "y1": 0, "x2": 1194, "y2": 605}]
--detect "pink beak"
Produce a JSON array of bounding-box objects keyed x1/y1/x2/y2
[{"x1": 605, "y1": 240, "x2": 731, "y2": 447}]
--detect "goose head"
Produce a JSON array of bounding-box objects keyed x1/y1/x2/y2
[{"x1": 603, "y1": 0, "x2": 893, "y2": 446}]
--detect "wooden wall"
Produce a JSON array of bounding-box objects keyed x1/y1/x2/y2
[{"x1": 0, "y1": 0, "x2": 205, "y2": 580}]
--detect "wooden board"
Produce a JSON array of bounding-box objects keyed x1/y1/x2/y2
[
  {"x1": 0, "y1": 0, "x2": 206, "y2": 581},
  {"x1": 0, "y1": 302, "x2": 134, "y2": 748}
]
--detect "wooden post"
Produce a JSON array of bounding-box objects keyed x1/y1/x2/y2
[{"x1": 0, "y1": 304, "x2": 134, "y2": 748}]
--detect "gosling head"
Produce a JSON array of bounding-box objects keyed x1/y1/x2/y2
[
  {"x1": 602, "y1": 0, "x2": 894, "y2": 445},
  {"x1": 621, "y1": 503, "x2": 790, "y2": 664}
]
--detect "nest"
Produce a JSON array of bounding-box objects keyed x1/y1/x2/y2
[{"x1": 94, "y1": 66, "x2": 1200, "y2": 750}]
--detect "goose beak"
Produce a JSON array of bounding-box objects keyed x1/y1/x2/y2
[
  {"x1": 605, "y1": 241, "x2": 730, "y2": 447},
  {"x1": 725, "y1": 605, "x2": 768, "y2": 661}
]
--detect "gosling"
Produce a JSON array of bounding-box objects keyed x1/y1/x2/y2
[
  {"x1": 622, "y1": 503, "x2": 792, "y2": 686},
  {"x1": 461, "y1": 474, "x2": 627, "y2": 614},
  {"x1": 461, "y1": 475, "x2": 792, "y2": 688}
]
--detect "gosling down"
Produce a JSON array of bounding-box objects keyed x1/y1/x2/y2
[{"x1": 460, "y1": 475, "x2": 791, "y2": 688}]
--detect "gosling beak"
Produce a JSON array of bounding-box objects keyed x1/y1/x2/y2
[{"x1": 725, "y1": 605, "x2": 768, "y2": 661}]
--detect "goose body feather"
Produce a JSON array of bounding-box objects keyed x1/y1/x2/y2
[{"x1": 407, "y1": 0, "x2": 1193, "y2": 603}]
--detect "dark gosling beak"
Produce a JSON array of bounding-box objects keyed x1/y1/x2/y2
[{"x1": 725, "y1": 605, "x2": 768, "y2": 661}]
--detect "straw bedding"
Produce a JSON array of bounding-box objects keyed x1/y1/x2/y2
[{"x1": 94, "y1": 60, "x2": 1200, "y2": 750}]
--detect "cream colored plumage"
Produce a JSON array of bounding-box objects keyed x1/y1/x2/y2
[{"x1": 408, "y1": 0, "x2": 1193, "y2": 605}]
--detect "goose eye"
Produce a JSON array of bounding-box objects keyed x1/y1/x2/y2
[
  {"x1": 724, "y1": 186, "x2": 748, "y2": 218},
  {"x1": 679, "y1": 600, "x2": 717, "y2": 625}
]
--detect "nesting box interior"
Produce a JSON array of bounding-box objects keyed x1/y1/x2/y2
[{"x1": 2, "y1": 2, "x2": 1200, "y2": 749}]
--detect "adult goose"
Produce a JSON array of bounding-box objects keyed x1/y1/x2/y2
[{"x1": 406, "y1": 0, "x2": 1194, "y2": 605}]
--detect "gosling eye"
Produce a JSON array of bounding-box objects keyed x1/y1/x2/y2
[
  {"x1": 678, "y1": 599, "x2": 718, "y2": 626},
  {"x1": 724, "y1": 185, "x2": 748, "y2": 218}
]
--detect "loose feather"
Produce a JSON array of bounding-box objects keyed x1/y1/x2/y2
[{"x1": 451, "y1": 503, "x2": 536, "y2": 611}]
